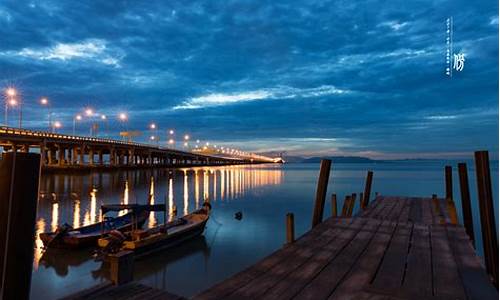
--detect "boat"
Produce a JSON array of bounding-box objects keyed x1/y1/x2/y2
[
  {"x1": 39, "y1": 204, "x2": 164, "y2": 249},
  {"x1": 97, "y1": 202, "x2": 211, "y2": 258}
]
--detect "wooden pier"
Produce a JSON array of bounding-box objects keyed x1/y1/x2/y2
[
  {"x1": 194, "y1": 196, "x2": 497, "y2": 300},
  {"x1": 61, "y1": 196, "x2": 497, "y2": 300}
]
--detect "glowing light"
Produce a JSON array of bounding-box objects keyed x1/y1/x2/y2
[
  {"x1": 169, "y1": 129, "x2": 174, "y2": 135},
  {"x1": 150, "y1": 135, "x2": 155, "y2": 140},
  {"x1": 40, "y1": 97, "x2": 48, "y2": 105},
  {"x1": 75, "y1": 114, "x2": 82, "y2": 120},
  {"x1": 119, "y1": 113, "x2": 127, "y2": 121},
  {"x1": 8, "y1": 98, "x2": 17, "y2": 106},
  {"x1": 5, "y1": 87, "x2": 16, "y2": 97},
  {"x1": 85, "y1": 108, "x2": 93, "y2": 116},
  {"x1": 168, "y1": 139, "x2": 174, "y2": 144},
  {"x1": 196, "y1": 139, "x2": 200, "y2": 143},
  {"x1": 53, "y1": 121, "x2": 62, "y2": 128},
  {"x1": 184, "y1": 142, "x2": 188, "y2": 147},
  {"x1": 184, "y1": 134, "x2": 190, "y2": 140},
  {"x1": 150, "y1": 123, "x2": 156, "y2": 129},
  {"x1": 101, "y1": 114, "x2": 106, "y2": 120}
]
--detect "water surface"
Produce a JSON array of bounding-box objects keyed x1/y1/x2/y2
[{"x1": 30, "y1": 161, "x2": 499, "y2": 299}]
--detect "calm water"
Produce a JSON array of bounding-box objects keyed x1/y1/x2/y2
[{"x1": 30, "y1": 161, "x2": 499, "y2": 299}]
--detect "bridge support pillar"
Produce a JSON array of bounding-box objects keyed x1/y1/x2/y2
[
  {"x1": 98, "y1": 151, "x2": 103, "y2": 165},
  {"x1": 89, "y1": 149, "x2": 94, "y2": 166},
  {"x1": 79, "y1": 145, "x2": 85, "y2": 165},
  {"x1": 110, "y1": 148, "x2": 116, "y2": 166},
  {"x1": 58, "y1": 145, "x2": 65, "y2": 166},
  {"x1": 39, "y1": 143, "x2": 46, "y2": 166},
  {"x1": 47, "y1": 149, "x2": 53, "y2": 165},
  {"x1": 71, "y1": 147, "x2": 77, "y2": 165}
]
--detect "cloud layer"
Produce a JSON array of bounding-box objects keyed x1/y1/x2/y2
[{"x1": 0, "y1": 0, "x2": 497, "y2": 158}]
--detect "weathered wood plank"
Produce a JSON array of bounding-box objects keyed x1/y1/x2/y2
[
  {"x1": 329, "y1": 221, "x2": 397, "y2": 300},
  {"x1": 223, "y1": 218, "x2": 354, "y2": 299},
  {"x1": 430, "y1": 225, "x2": 466, "y2": 299},
  {"x1": 256, "y1": 219, "x2": 369, "y2": 300},
  {"x1": 401, "y1": 224, "x2": 433, "y2": 298},
  {"x1": 370, "y1": 223, "x2": 412, "y2": 293},
  {"x1": 292, "y1": 220, "x2": 381, "y2": 299},
  {"x1": 446, "y1": 226, "x2": 498, "y2": 299}
]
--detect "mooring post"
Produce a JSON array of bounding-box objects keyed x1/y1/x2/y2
[
  {"x1": 349, "y1": 193, "x2": 356, "y2": 216},
  {"x1": 311, "y1": 159, "x2": 332, "y2": 228},
  {"x1": 457, "y1": 163, "x2": 475, "y2": 245},
  {"x1": 445, "y1": 165, "x2": 453, "y2": 200},
  {"x1": 331, "y1": 194, "x2": 337, "y2": 217},
  {"x1": 286, "y1": 213, "x2": 295, "y2": 244},
  {"x1": 341, "y1": 195, "x2": 351, "y2": 217},
  {"x1": 362, "y1": 171, "x2": 373, "y2": 208},
  {"x1": 474, "y1": 150, "x2": 498, "y2": 287},
  {"x1": 109, "y1": 250, "x2": 134, "y2": 285},
  {"x1": 0, "y1": 152, "x2": 41, "y2": 299},
  {"x1": 359, "y1": 192, "x2": 364, "y2": 209}
]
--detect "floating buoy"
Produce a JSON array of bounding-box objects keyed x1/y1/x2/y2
[{"x1": 235, "y1": 211, "x2": 243, "y2": 220}]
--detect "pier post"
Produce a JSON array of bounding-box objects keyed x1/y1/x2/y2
[
  {"x1": 458, "y1": 163, "x2": 475, "y2": 245},
  {"x1": 331, "y1": 194, "x2": 337, "y2": 217},
  {"x1": 109, "y1": 251, "x2": 134, "y2": 285},
  {"x1": 286, "y1": 213, "x2": 295, "y2": 244},
  {"x1": 474, "y1": 150, "x2": 498, "y2": 287},
  {"x1": 348, "y1": 194, "x2": 356, "y2": 216},
  {"x1": 311, "y1": 159, "x2": 332, "y2": 228},
  {"x1": 359, "y1": 192, "x2": 364, "y2": 209},
  {"x1": 362, "y1": 171, "x2": 373, "y2": 208},
  {"x1": 445, "y1": 165, "x2": 453, "y2": 200},
  {"x1": 0, "y1": 152, "x2": 40, "y2": 299}
]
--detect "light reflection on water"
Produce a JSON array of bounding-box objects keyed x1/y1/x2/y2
[{"x1": 30, "y1": 162, "x2": 497, "y2": 300}]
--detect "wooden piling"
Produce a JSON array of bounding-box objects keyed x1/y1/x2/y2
[
  {"x1": 349, "y1": 193, "x2": 356, "y2": 216},
  {"x1": 109, "y1": 251, "x2": 134, "y2": 285},
  {"x1": 474, "y1": 151, "x2": 498, "y2": 287},
  {"x1": 331, "y1": 194, "x2": 337, "y2": 217},
  {"x1": 341, "y1": 195, "x2": 349, "y2": 216},
  {"x1": 286, "y1": 213, "x2": 295, "y2": 244},
  {"x1": 311, "y1": 159, "x2": 332, "y2": 228},
  {"x1": 0, "y1": 152, "x2": 41, "y2": 299},
  {"x1": 362, "y1": 171, "x2": 373, "y2": 208},
  {"x1": 458, "y1": 163, "x2": 475, "y2": 245},
  {"x1": 445, "y1": 165, "x2": 453, "y2": 200},
  {"x1": 359, "y1": 192, "x2": 364, "y2": 209}
]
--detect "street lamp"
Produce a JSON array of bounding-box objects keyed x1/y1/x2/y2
[
  {"x1": 40, "y1": 97, "x2": 51, "y2": 131},
  {"x1": 85, "y1": 108, "x2": 93, "y2": 116},
  {"x1": 4, "y1": 87, "x2": 17, "y2": 126},
  {"x1": 101, "y1": 114, "x2": 108, "y2": 137},
  {"x1": 73, "y1": 114, "x2": 82, "y2": 135},
  {"x1": 118, "y1": 113, "x2": 128, "y2": 140},
  {"x1": 53, "y1": 121, "x2": 62, "y2": 133}
]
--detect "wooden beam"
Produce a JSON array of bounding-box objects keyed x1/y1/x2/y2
[
  {"x1": 445, "y1": 165, "x2": 453, "y2": 200},
  {"x1": 474, "y1": 151, "x2": 498, "y2": 287},
  {"x1": 286, "y1": 213, "x2": 295, "y2": 244},
  {"x1": 311, "y1": 159, "x2": 332, "y2": 228},
  {"x1": 0, "y1": 152, "x2": 41, "y2": 299},
  {"x1": 362, "y1": 171, "x2": 373, "y2": 208},
  {"x1": 458, "y1": 163, "x2": 475, "y2": 246},
  {"x1": 331, "y1": 194, "x2": 337, "y2": 217}
]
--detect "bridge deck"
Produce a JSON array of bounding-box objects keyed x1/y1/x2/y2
[{"x1": 193, "y1": 196, "x2": 497, "y2": 300}]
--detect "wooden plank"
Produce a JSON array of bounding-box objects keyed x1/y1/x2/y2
[
  {"x1": 408, "y1": 197, "x2": 423, "y2": 223},
  {"x1": 398, "y1": 198, "x2": 411, "y2": 223},
  {"x1": 223, "y1": 218, "x2": 355, "y2": 299},
  {"x1": 446, "y1": 226, "x2": 498, "y2": 299},
  {"x1": 370, "y1": 223, "x2": 412, "y2": 292},
  {"x1": 386, "y1": 197, "x2": 406, "y2": 221},
  {"x1": 258, "y1": 219, "x2": 370, "y2": 300},
  {"x1": 328, "y1": 221, "x2": 397, "y2": 300},
  {"x1": 430, "y1": 225, "x2": 466, "y2": 299},
  {"x1": 421, "y1": 197, "x2": 434, "y2": 225},
  {"x1": 293, "y1": 219, "x2": 381, "y2": 300},
  {"x1": 194, "y1": 218, "x2": 343, "y2": 300},
  {"x1": 61, "y1": 282, "x2": 185, "y2": 300},
  {"x1": 401, "y1": 224, "x2": 433, "y2": 298}
]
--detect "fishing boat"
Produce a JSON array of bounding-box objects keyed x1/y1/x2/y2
[
  {"x1": 97, "y1": 202, "x2": 211, "y2": 258},
  {"x1": 39, "y1": 204, "x2": 164, "y2": 249}
]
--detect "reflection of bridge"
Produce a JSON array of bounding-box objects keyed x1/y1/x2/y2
[{"x1": 0, "y1": 127, "x2": 280, "y2": 171}]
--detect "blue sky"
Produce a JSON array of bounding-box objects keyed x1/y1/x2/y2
[{"x1": 0, "y1": 0, "x2": 498, "y2": 158}]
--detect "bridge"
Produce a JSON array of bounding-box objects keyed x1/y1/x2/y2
[{"x1": 0, "y1": 126, "x2": 280, "y2": 171}]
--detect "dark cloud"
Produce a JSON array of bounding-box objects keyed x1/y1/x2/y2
[{"x1": 0, "y1": 0, "x2": 497, "y2": 158}]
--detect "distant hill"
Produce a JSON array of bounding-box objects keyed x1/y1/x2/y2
[{"x1": 284, "y1": 156, "x2": 376, "y2": 163}]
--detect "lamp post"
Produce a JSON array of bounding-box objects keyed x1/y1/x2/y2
[
  {"x1": 4, "y1": 87, "x2": 16, "y2": 126},
  {"x1": 150, "y1": 123, "x2": 158, "y2": 145},
  {"x1": 168, "y1": 129, "x2": 175, "y2": 149},
  {"x1": 184, "y1": 134, "x2": 190, "y2": 149},
  {"x1": 53, "y1": 121, "x2": 62, "y2": 133},
  {"x1": 40, "y1": 97, "x2": 51, "y2": 131},
  {"x1": 73, "y1": 114, "x2": 82, "y2": 135},
  {"x1": 85, "y1": 108, "x2": 95, "y2": 136},
  {"x1": 118, "y1": 113, "x2": 128, "y2": 140},
  {"x1": 101, "y1": 114, "x2": 108, "y2": 137}
]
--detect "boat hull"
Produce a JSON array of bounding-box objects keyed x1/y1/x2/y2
[{"x1": 40, "y1": 212, "x2": 148, "y2": 249}]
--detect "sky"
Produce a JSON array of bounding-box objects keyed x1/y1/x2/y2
[{"x1": 0, "y1": 0, "x2": 498, "y2": 159}]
